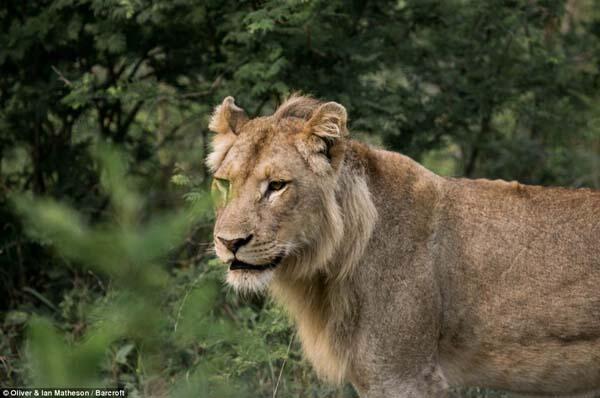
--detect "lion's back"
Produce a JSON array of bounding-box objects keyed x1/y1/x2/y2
[{"x1": 442, "y1": 178, "x2": 600, "y2": 271}]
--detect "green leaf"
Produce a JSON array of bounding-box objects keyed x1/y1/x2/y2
[{"x1": 115, "y1": 343, "x2": 135, "y2": 364}]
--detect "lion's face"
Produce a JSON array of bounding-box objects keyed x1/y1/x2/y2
[
  {"x1": 207, "y1": 96, "x2": 348, "y2": 292},
  {"x1": 212, "y1": 118, "x2": 325, "y2": 291}
]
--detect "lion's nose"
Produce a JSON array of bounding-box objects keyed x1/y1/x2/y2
[{"x1": 218, "y1": 234, "x2": 253, "y2": 254}]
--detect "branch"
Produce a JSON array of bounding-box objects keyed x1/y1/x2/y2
[
  {"x1": 127, "y1": 50, "x2": 152, "y2": 81},
  {"x1": 115, "y1": 100, "x2": 144, "y2": 142},
  {"x1": 51, "y1": 66, "x2": 73, "y2": 87}
]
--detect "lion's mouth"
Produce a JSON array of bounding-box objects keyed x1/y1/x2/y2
[{"x1": 229, "y1": 255, "x2": 284, "y2": 271}]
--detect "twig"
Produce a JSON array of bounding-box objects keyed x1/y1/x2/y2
[
  {"x1": 173, "y1": 273, "x2": 203, "y2": 333},
  {"x1": 0, "y1": 355, "x2": 11, "y2": 378},
  {"x1": 23, "y1": 286, "x2": 59, "y2": 312},
  {"x1": 273, "y1": 332, "x2": 295, "y2": 398},
  {"x1": 51, "y1": 66, "x2": 73, "y2": 87}
]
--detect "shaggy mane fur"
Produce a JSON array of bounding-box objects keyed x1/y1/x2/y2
[
  {"x1": 270, "y1": 165, "x2": 377, "y2": 383},
  {"x1": 273, "y1": 93, "x2": 323, "y2": 121},
  {"x1": 269, "y1": 99, "x2": 377, "y2": 382}
]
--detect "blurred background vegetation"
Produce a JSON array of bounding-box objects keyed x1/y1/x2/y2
[{"x1": 1, "y1": 0, "x2": 599, "y2": 397}]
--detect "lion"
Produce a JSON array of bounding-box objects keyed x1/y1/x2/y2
[{"x1": 206, "y1": 94, "x2": 600, "y2": 397}]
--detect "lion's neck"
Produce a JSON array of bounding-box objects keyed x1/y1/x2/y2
[
  {"x1": 270, "y1": 149, "x2": 378, "y2": 384},
  {"x1": 270, "y1": 272, "x2": 357, "y2": 384}
]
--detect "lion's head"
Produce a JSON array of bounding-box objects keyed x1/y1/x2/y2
[{"x1": 207, "y1": 95, "x2": 376, "y2": 293}]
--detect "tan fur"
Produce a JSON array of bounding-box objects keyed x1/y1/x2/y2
[{"x1": 208, "y1": 95, "x2": 600, "y2": 397}]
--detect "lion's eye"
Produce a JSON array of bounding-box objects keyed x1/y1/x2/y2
[{"x1": 267, "y1": 180, "x2": 287, "y2": 192}]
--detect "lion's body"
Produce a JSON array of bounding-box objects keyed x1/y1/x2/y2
[
  {"x1": 438, "y1": 176, "x2": 600, "y2": 393},
  {"x1": 208, "y1": 95, "x2": 600, "y2": 397},
  {"x1": 342, "y1": 144, "x2": 600, "y2": 396}
]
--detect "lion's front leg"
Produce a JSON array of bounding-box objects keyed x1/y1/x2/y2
[
  {"x1": 353, "y1": 363, "x2": 449, "y2": 398},
  {"x1": 348, "y1": 274, "x2": 448, "y2": 398}
]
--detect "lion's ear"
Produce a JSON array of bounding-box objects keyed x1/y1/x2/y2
[
  {"x1": 305, "y1": 102, "x2": 348, "y2": 139},
  {"x1": 209, "y1": 96, "x2": 249, "y2": 135},
  {"x1": 298, "y1": 102, "x2": 348, "y2": 173},
  {"x1": 206, "y1": 97, "x2": 248, "y2": 172}
]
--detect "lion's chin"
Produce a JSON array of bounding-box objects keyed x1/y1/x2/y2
[{"x1": 226, "y1": 268, "x2": 275, "y2": 293}]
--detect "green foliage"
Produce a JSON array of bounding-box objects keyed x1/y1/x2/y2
[
  {"x1": 10, "y1": 147, "x2": 194, "y2": 391},
  {"x1": 8, "y1": 146, "x2": 317, "y2": 396},
  {"x1": 1, "y1": 0, "x2": 599, "y2": 396}
]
